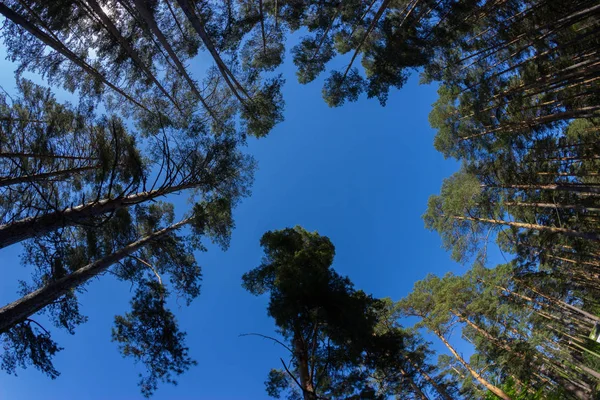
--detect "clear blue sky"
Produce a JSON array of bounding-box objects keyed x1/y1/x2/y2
[{"x1": 0, "y1": 41, "x2": 476, "y2": 399}]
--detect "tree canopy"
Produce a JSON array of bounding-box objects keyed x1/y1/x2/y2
[{"x1": 0, "y1": 0, "x2": 599, "y2": 397}]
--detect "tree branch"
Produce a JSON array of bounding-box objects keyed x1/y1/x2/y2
[
  {"x1": 239, "y1": 332, "x2": 293, "y2": 354},
  {"x1": 280, "y1": 357, "x2": 304, "y2": 394}
]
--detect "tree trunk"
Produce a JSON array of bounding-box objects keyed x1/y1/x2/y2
[
  {"x1": 0, "y1": 182, "x2": 197, "y2": 249},
  {"x1": 83, "y1": 0, "x2": 183, "y2": 114},
  {"x1": 434, "y1": 330, "x2": 512, "y2": 400},
  {"x1": 293, "y1": 334, "x2": 316, "y2": 400},
  {"x1": 0, "y1": 152, "x2": 98, "y2": 161},
  {"x1": 0, "y1": 165, "x2": 97, "y2": 187},
  {"x1": 504, "y1": 201, "x2": 600, "y2": 213},
  {"x1": 341, "y1": 0, "x2": 392, "y2": 81},
  {"x1": 308, "y1": 2, "x2": 343, "y2": 63},
  {"x1": 131, "y1": 0, "x2": 217, "y2": 122},
  {"x1": 0, "y1": 218, "x2": 191, "y2": 333},
  {"x1": 516, "y1": 280, "x2": 600, "y2": 324},
  {"x1": 539, "y1": 366, "x2": 592, "y2": 400},
  {"x1": 451, "y1": 311, "x2": 516, "y2": 354},
  {"x1": 498, "y1": 284, "x2": 593, "y2": 331},
  {"x1": 412, "y1": 362, "x2": 452, "y2": 400},
  {"x1": 0, "y1": 2, "x2": 150, "y2": 113},
  {"x1": 399, "y1": 367, "x2": 428, "y2": 400},
  {"x1": 547, "y1": 254, "x2": 600, "y2": 269},
  {"x1": 175, "y1": 0, "x2": 250, "y2": 104},
  {"x1": 461, "y1": 106, "x2": 600, "y2": 141},
  {"x1": 0, "y1": 116, "x2": 48, "y2": 124},
  {"x1": 258, "y1": 0, "x2": 267, "y2": 54},
  {"x1": 452, "y1": 215, "x2": 600, "y2": 241}
]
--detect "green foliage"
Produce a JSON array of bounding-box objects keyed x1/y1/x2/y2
[
  {"x1": 265, "y1": 369, "x2": 289, "y2": 399},
  {"x1": 2, "y1": 0, "x2": 600, "y2": 398},
  {"x1": 112, "y1": 282, "x2": 197, "y2": 398},
  {"x1": 0, "y1": 320, "x2": 62, "y2": 379},
  {"x1": 293, "y1": 35, "x2": 335, "y2": 84},
  {"x1": 482, "y1": 378, "x2": 550, "y2": 400},
  {"x1": 322, "y1": 69, "x2": 364, "y2": 108},
  {"x1": 244, "y1": 226, "x2": 452, "y2": 399},
  {"x1": 423, "y1": 168, "x2": 492, "y2": 263},
  {"x1": 241, "y1": 76, "x2": 286, "y2": 138}
]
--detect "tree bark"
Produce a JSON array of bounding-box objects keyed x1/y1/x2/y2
[
  {"x1": 0, "y1": 165, "x2": 97, "y2": 187},
  {"x1": 341, "y1": 0, "x2": 392, "y2": 81},
  {"x1": 0, "y1": 218, "x2": 191, "y2": 333},
  {"x1": 434, "y1": 330, "x2": 512, "y2": 400},
  {"x1": 258, "y1": 0, "x2": 267, "y2": 54},
  {"x1": 547, "y1": 254, "x2": 600, "y2": 269},
  {"x1": 452, "y1": 215, "x2": 600, "y2": 241},
  {"x1": 293, "y1": 334, "x2": 316, "y2": 400},
  {"x1": 451, "y1": 311, "x2": 515, "y2": 354},
  {"x1": 0, "y1": 182, "x2": 197, "y2": 249},
  {"x1": 460, "y1": 106, "x2": 600, "y2": 141},
  {"x1": 504, "y1": 201, "x2": 600, "y2": 213}
]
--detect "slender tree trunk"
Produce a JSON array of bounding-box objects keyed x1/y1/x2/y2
[
  {"x1": 460, "y1": 106, "x2": 600, "y2": 141},
  {"x1": 131, "y1": 0, "x2": 217, "y2": 122},
  {"x1": 540, "y1": 366, "x2": 592, "y2": 400},
  {"x1": 258, "y1": 0, "x2": 267, "y2": 54},
  {"x1": 434, "y1": 330, "x2": 512, "y2": 400},
  {"x1": 486, "y1": 59, "x2": 600, "y2": 106},
  {"x1": 542, "y1": 156, "x2": 600, "y2": 162},
  {"x1": 341, "y1": 0, "x2": 392, "y2": 81},
  {"x1": 164, "y1": 0, "x2": 186, "y2": 39},
  {"x1": 0, "y1": 152, "x2": 98, "y2": 161},
  {"x1": 83, "y1": 0, "x2": 183, "y2": 114},
  {"x1": 0, "y1": 165, "x2": 97, "y2": 187},
  {"x1": 0, "y1": 116, "x2": 48, "y2": 124},
  {"x1": 175, "y1": 0, "x2": 250, "y2": 104},
  {"x1": 516, "y1": 280, "x2": 600, "y2": 324},
  {"x1": 498, "y1": 283, "x2": 593, "y2": 331},
  {"x1": 452, "y1": 215, "x2": 600, "y2": 241},
  {"x1": 547, "y1": 254, "x2": 600, "y2": 269},
  {"x1": 461, "y1": 1, "x2": 600, "y2": 66},
  {"x1": 541, "y1": 341, "x2": 600, "y2": 382},
  {"x1": 0, "y1": 218, "x2": 191, "y2": 333},
  {"x1": 412, "y1": 362, "x2": 452, "y2": 400},
  {"x1": 0, "y1": 182, "x2": 197, "y2": 249},
  {"x1": 0, "y1": 2, "x2": 150, "y2": 113},
  {"x1": 308, "y1": 2, "x2": 343, "y2": 64},
  {"x1": 504, "y1": 201, "x2": 600, "y2": 213},
  {"x1": 399, "y1": 367, "x2": 428, "y2": 400},
  {"x1": 293, "y1": 334, "x2": 316, "y2": 400},
  {"x1": 451, "y1": 311, "x2": 516, "y2": 354}
]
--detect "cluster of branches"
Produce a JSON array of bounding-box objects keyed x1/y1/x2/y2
[
  {"x1": 418, "y1": 0, "x2": 600, "y2": 398},
  {"x1": 1, "y1": 0, "x2": 599, "y2": 397},
  {"x1": 0, "y1": 0, "x2": 286, "y2": 138},
  {"x1": 243, "y1": 227, "x2": 460, "y2": 400},
  {"x1": 0, "y1": 0, "x2": 277, "y2": 394},
  {"x1": 244, "y1": 223, "x2": 600, "y2": 400},
  {"x1": 249, "y1": 0, "x2": 600, "y2": 397},
  {"x1": 400, "y1": 262, "x2": 600, "y2": 400},
  {"x1": 0, "y1": 75, "x2": 256, "y2": 395}
]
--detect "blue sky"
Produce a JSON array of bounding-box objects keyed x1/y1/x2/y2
[{"x1": 0, "y1": 41, "x2": 474, "y2": 399}]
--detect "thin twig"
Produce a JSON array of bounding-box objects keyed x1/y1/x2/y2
[{"x1": 239, "y1": 332, "x2": 293, "y2": 354}]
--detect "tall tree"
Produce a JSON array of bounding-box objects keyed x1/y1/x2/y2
[
  {"x1": 0, "y1": 79, "x2": 254, "y2": 249},
  {"x1": 242, "y1": 226, "x2": 458, "y2": 399}
]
